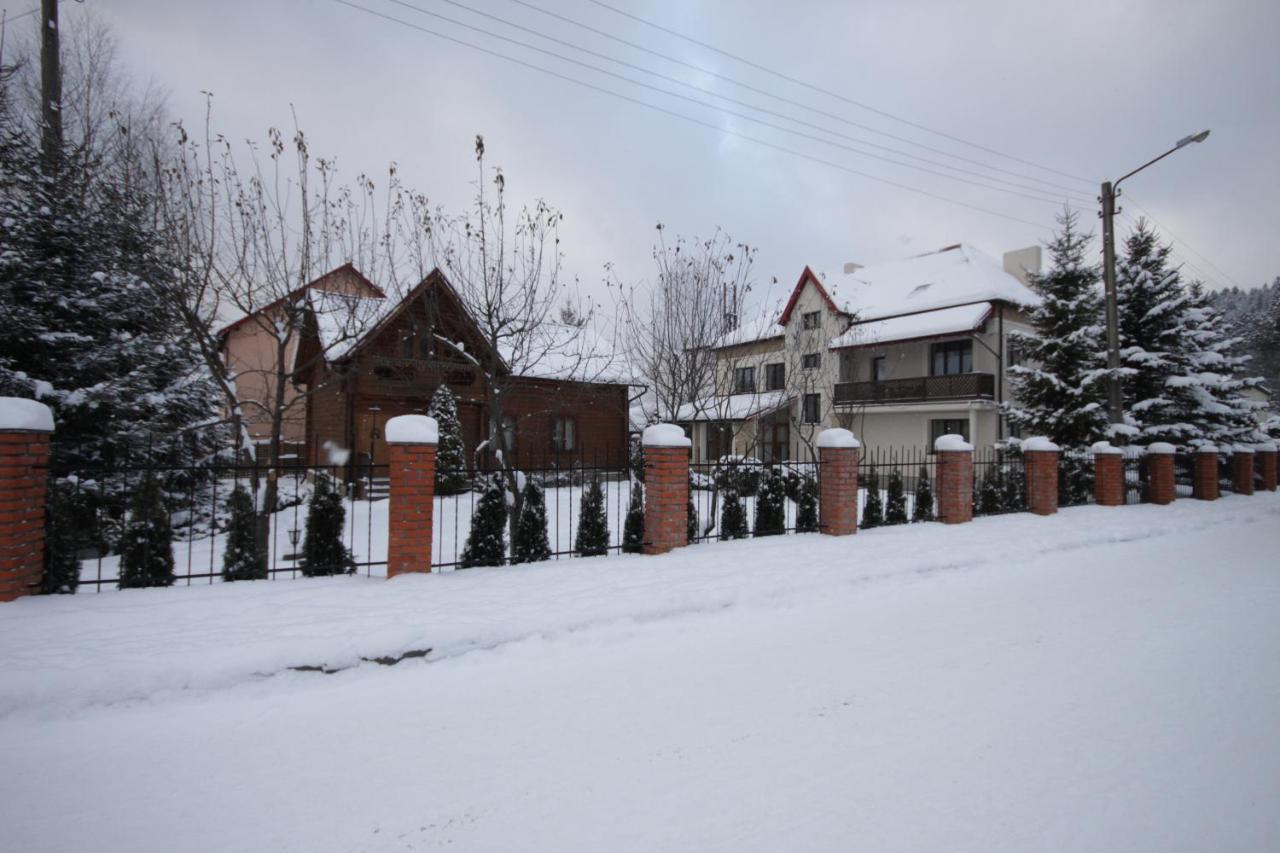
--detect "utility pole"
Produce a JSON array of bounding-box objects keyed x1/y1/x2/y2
[
  {"x1": 1100, "y1": 180, "x2": 1123, "y2": 426},
  {"x1": 40, "y1": 0, "x2": 61, "y2": 176}
]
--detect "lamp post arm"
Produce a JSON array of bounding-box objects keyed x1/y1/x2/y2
[{"x1": 1114, "y1": 144, "x2": 1181, "y2": 191}]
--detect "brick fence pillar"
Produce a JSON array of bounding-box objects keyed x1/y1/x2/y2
[
  {"x1": 0, "y1": 398, "x2": 55, "y2": 603},
  {"x1": 935, "y1": 434, "x2": 974, "y2": 524},
  {"x1": 1091, "y1": 441, "x2": 1125, "y2": 506},
  {"x1": 817, "y1": 428, "x2": 860, "y2": 536},
  {"x1": 1147, "y1": 443, "x2": 1177, "y2": 505},
  {"x1": 1022, "y1": 436, "x2": 1060, "y2": 516},
  {"x1": 1257, "y1": 442, "x2": 1278, "y2": 492},
  {"x1": 1192, "y1": 446, "x2": 1219, "y2": 501},
  {"x1": 1231, "y1": 446, "x2": 1255, "y2": 496},
  {"x1": 642, "y1": 424, "x2": 690, "y2": 555},
  {"x1": 385, "y1": 415, "x2": 438, "y2": 578}
]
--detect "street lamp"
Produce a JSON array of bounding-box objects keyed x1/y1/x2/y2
[{"x1": 1100, "y1": 128, "x2": 1210, "y2": 430}]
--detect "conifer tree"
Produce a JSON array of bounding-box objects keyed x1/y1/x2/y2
[
  {"x1": 719, "y1": 486, "x2": 748, "y2": 539},
  {"x1": 41, "y1": 481, "x2": 81, "y2": 594},
  {"x1": 885, "y1": 469, "x2": 908, "y2": 524},
  {"x1": 687, "y1": 494, "x2": 699, "y2": 542},
  {"x1": 300, "y1": 473, "x2": 356, "y2": 576},
  {"x1": 1006, "y1": 210, "x2": 1109, "y2": 447},
  {"x1": 912, "y1": 466, "x2": 935, "y2": 522},
  {"x1": 795, "y1": 473, "x2": 818, "y2": 533},
  {"x1": 461, "y1": 475, "x2": 508, "y2": 568},
  {"x1": 1177, "y1": 282, "x2": 1267, "y2": 445},
  {"x1": 512, "y1": 480, "x2": 552, "y2": 563},
  {"x1": 753, "y1": 468, "x2": 786, "y2": 536},
  {"x1": 427, "y1": 385, "x2": 469, "y2": 495},
  {"x1": 977, "y1": 467, "x2": 1004, "y2": 515},
  {"x1": 861, "y1": 468, "x2": 883, "y2": 528},
  {"x1": 117, "y1": 475, "x2": 175, "y2": 588},
  {"x1": 622, "y1": 481, "x2": 645, "y2": 553},
  {"x1": 574, "y1": 477, "x2": 609, "y2": 557},
  {"x1": 222, "y1": 485, "x2": 268, "y2": 581}
]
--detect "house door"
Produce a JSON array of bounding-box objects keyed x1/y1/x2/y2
[
  {"x1": 357, "y1": 408, "x2": 390, "y2": 467},
  {"x1": 766, "y1": 416, "x2": 789, "y2": 462}
]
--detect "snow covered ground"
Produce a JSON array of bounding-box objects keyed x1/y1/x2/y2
[{"x1": 5, "y1": 494, "x2": 1280, "y2": 851}]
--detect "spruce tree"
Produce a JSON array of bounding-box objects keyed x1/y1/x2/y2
[
  {"x1": 117, "y1": 475, "x2": 175, "y2": 589},
  {"x1": 753, "y1": 467, "x2": 786, "y2": 536},
  {"x1": 512, "y1": 480, "x2": 552, "y2": 564},
  {"x1": 622, "y1": 482, "x2": 645, "y2": 553},
  {"x1": 687, "y1": 493, "x2": 699, "y2": 542},
  {"x1": 222, "y1": 486, "x2": 268, "y2": 581},
  {"x1": 795, "y1": 473, "x2": 818, "y2": 533},
  {"x1": 885, "y1": 469, "x2": 908, "y2": 525},
  {"x1": 574, "y1": 477, "x2": 610, "y2": 557},
  {"x1": 427, "y1": 385, "x2": 469, "y2": 495},
  {"x1": 977, "y1": 467, "x2": 1004, "y2": 515},
  {"x1": 719, "y1": 486, "x2": 748, "y2": 540},
  {"x1": 861, "y1": 468, "x2": 883, "y2": 528},
  {"x1": 460, "y1": 475, "x2": 508, "y2": 568},
  {"x1": 1177, "y1": 282, "x2": 1267, "y2": 445},
  {"x1": 912, "y1": 466, "x2": 935, "y2": 522},
  {"x1": 1006, "y1": 210, "x2": 1109, "y2": 447},
  {"x1": 41, "y1": 480, "x2": 81, "y2": 594},
  {"x1": 300, "y1": 473, "x2": 356, "y2": 576}
]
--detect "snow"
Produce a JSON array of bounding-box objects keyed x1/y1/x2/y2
[
  {"x1": 642, "y1": 422, "x2": 690, "y2": 448},
  {"x1": 935, "y1": 433, "x2": 973, "y2": 452},
  {"x1": 840, "y1": 243, "x2": 1041, "y2": 323},
  {"x1": 1257, "y1": 442, "x2": 1278, "y2": 453},
  {"x1": 830, "y1": 301, "x2": 992, "y2": 349},
  {"x1": 0, "y1": 396, "x2": 54, "y2": 432},
  {"x1": 1020, "y1": 436, "x2": 1060, "y2": 452},
  {"x1": 709, "y1": 311, "x2": 785, "y2": 349},
  {"x1": 384, "y1": 414, "x2": 439, "y2": 445},
  {"x1": 1228, "y1": 444, "x2": 1254, "y2": 455},
  {"x1": 1147, "y1": 442, "x2": 1177, "y2": 455},
  {"x1": 1090, "y1": 440, "x2": 1123, "y2": 455},
  {"x1": 1194, "y1": 444, "x2": 1219, "y2": 454},
  {"x1": 675, "y1": 390, "x2": 790, "y2": 422},
  {"x1": 816, "y1": 427, "x2": 860, "y2": 449},
  {"x1": 0, "y1": 496, "x2": 1277, "y2": 852},
  {"x1": 309, "y1": 290, "x2": 391, "y2": 360}
]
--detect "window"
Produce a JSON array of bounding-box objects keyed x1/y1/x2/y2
[
  {"x1": 551, "y1": 416, "x2": 576, "y2": 452},
  {"x1": 838, "y1": 351, "x2": 857, "y2": 382},
  {"x1": 929, "y1": 418, "x2": 970, "y2": 448},
  {"x1": 707, "y1": 422, "x2": 734, "y2": 461},
  {"x1": 1006, "y1": 336, "x2": 1025, "y2": 368},
  {"x1": 802, "y1": 352, "x2": 821, "y2": 370},
  {"x1": 802, "y1": 311, "x2": 821, "y2": 330},
  {"x1": 490, "y1": 414, "x2": 516, "y2": 452},
  {"x1": 802, "y1": 393, "x2": 821, "y2": 424},
  {"x1": 765, "y1": 362, "x2": 785, "y2": 391},
  {"x1": 931, "y1": 340, "x2": 973, "y2": 376},
  {"x1": 871, "y1": 356, "x2": 887, "y2": 382},
  {"x1": 733, "y1": 366, "x2": 756, "y2": 394}
]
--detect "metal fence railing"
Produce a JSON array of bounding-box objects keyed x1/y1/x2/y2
[
  {"x1": 688, "y1": 457, "x2": 822, "y2": 544},
  {"x1": 972, "y1": 446, "x2": 1027, "y2": 517},
  {"x1": 856, "y1": 446, "x2": 938, "y2": 527}
]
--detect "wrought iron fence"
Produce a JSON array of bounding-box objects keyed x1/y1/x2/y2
[
  {"x1": 972, "y1": 446, "x2": 1027, "y2": 516},
  {"x1": 688, "y1": 457, "x2": 821, "y2": 543},
  {"x1": 856, "y1": 446, "x2": 938, "y2": 527},
  {"x1": 1058, "y1": 448, "x2": 1096, "y2": 508},
  {"x1": 1123, "y1": 452, "x2": 1147, "y2": 505}
]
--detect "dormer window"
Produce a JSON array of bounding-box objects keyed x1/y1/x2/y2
[{"x1": 802, "y1": 311, "x2": 820, "y2": 330}]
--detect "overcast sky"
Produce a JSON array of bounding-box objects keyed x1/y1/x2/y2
[{"x1": 54, "y1": 0, "x2": 1280, "y2": 311}]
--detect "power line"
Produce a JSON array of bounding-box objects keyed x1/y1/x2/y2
[
  {"x1": 1117, "y1": 208, "x2": 1220, "y2": 288},
  {"x1": 1122, "y1": 193, "x2": 1245, "y2": 290},
  {"x1": 371, "y1": 0, "x2": 1087, "y2": 210},
  {"x1": 333, "y1": 0, "x2": 1057, "y2": 232},
  {"x1": 393, "y1": 0, "x2": 1095, "y2": 204},
  {"x1": 499, "y1": 0, "x2": 1092, "y2": 196},
  {"x1": 1, "y1": 7, "x2": 39, "y2": 24},
  {"x1": 584, "y1": 0, "x2": 1095, "y2": 186}
]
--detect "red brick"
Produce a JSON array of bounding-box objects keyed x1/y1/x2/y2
[
  {"x1": 1232, "y1": 451, "x2": 1254, "y2": 496},
  {"x1": 1149, "y1": 453, "x2": 1177, "y2": 505},
  {"x1": 1024, "y1": 450, "x2": 1059, "y2": 516},
  {"x1": 1191, "y1": 451, "x2": 1218, "y2": 501},
  {"x1": 937, "y1": 450, "x2": 973, "y2": 524},
  {"x1": 386, "y1": 441, "x2": 438, "y2": 577}
]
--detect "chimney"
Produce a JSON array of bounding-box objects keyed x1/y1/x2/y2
[
  {"x1": 1002, "y1": 246, "x2": 1041, "y2": 286},
  {"x1": 842, "y1": 262, "x2": 863, "y2": 275}
]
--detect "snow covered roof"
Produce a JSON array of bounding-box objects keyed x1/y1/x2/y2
[
  {"x1": 675, "y1": 390, "x2": 790, "y2": 423},
  {"x1": 829, "y1": 302, "x2": 992, "y2": 350},
  {"x1": 309, "y1": 290, "x2": 393, "y2": 360},
  {"x1": 502, "y1": 318, "x2": 633, "y2": 385},
  {"x1": 839, "y1": 244, "x2": 1040, "y2": 322},
  {"x1": 709, "y1": 312, "x2": 784, "y2": 350}
]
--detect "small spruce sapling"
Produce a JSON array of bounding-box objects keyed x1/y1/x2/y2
[
  {"x1": 222, "y1": 486, "x2": 268, "y2": 581},
  {"x1": 687, "y1": 491, "x2": 699, "y2": 542},
  {"x1": 622, "y1": 481, "x2": 645, "y2": 553},
  {"x1": 753, "y1": 467, "x2": 786, "y2": 536},
  {"x1": 117, "y1": 475, "x2": 175, "y2": 589},
  {"x1": 512, "y1": 480, "x2": 551, "y2": 563},
  {"x1": 861, "y1": 468, "x2": 883, "y2": 528},
  {"x1": 300, "y1": 473, "x2": 356, "y2": 576},
  {"x1": 461, "y1": 475, "x2": 508, "y2": 568},
  {"x1": 912, "y1": 466, "x2": 935, "y2": 522},
  {"x1": 41, "y1": 480, "x2": 80, "y2": 594},
  {"x1": 978, "y1": 467, "x2": 1004, "y2": 515},
  {"x1": 428, "y1": 385, "x2": 469, "y2": 495},
  {"x1": 885, "y1": 469, "x2": 908, "y2": 525},
  {"x1": 795, "y1": 473, "x2": 818, "y2": 533},
  {"x1": 719, "y1": 486, "x2": 748, "y2": 539},
  {"x1": 575, "y1": 477, "x2": 610, "y2": 557}
]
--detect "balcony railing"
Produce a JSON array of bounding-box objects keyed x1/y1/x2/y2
[{"x1": 833, "y1": 372, "x2": 995, "y2": 405}]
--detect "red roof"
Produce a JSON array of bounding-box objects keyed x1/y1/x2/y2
[
  {"x1": 777, "y1": 265, "x2": 842, "y2": 326},
  {"x1": 216, "y1": 263, "x2": 387, "y2": 339}
]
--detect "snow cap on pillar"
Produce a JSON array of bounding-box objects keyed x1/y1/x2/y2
[
  {"x1": 1256, "y1": 441, "x2": 1278, "y2": 453},
  {"x1": 1147, "y1": 442, "x2": 1177, "y2": 455},
  {"x1": 1229, "y1": 443, "x2": 1255, "y2": 454},
  {"x1": 816, "y1": 428, "x2": 860, "y2": 449},
  {"x1": 642, "y1": 423, "x2": 690, "y2": 448},
  {"x1": 1021, "y1": 436, "x2": 1060, "y2": 452},
  {"x1": 934, "y1": 433, "x2": 973, "y2": 452},
  {"x1": 1194, "y1": 443, "x2": 1218, "y2": 454},
  {"x1": 1090, "y1": 440, "x2": 1123, "y2": 455},
  {"x1": 0, "y1": 397, "x2": 54, "y2": 432},
  {"x1": 385, "y1": 415, "x2": 439, "y2": 445}
]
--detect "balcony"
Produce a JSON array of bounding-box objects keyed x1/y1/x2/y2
[{"x1": 833, "y1": 372, "x2": 995, "y2": 406}]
